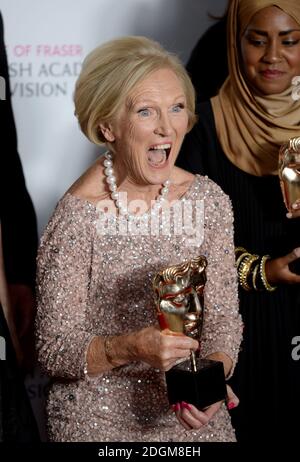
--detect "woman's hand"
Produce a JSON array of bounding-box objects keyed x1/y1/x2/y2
[
  {"x1": 131, "y1": 326, "x2": 199, "y2": 371},
  {"x1": 287, "y1": 200, "x2": 300, "y2": 219},
  {"x1": 226, "y1": 384, "x2": 239, "y2": 410},
  {"x1": 266, "y1": 248, "x2": 300, "y2": 285},
  {"x1": 173, "y1": 385, "x2": 239, "y2": 431},
  {"x1": 86, "y1": 327, "x2": 198, "y2": 376}
]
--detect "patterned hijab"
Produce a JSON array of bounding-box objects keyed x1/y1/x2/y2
[{"x1": 211, "y1": 0, "x2": 300, "y2": 176}]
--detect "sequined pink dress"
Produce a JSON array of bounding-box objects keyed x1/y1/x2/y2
[{"x1": 36, "y1": 175, "x2": 242, "y2": 442}]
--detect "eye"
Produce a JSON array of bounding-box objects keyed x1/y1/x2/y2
[
  {"x1": 171, "y1": 103, "x2": 185, "y2": 113},
  {"x1": 137, "y1": 108, "x2": 151, "y2": 117},
  {"x1": 248, "y1": 38, "x2": 266, "y2": 47},
  {"x1": 282, "y1": 39, "x2": 300, "y2": 46}
]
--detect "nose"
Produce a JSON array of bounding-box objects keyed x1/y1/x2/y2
[
  {"x1": 262, "y1": 40, "x2": 282, "y2": 64},
  {"x1": 154, "y1": 112, "x2": 172, "y2": 136}
]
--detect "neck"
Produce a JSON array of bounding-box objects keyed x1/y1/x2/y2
[
  {"x1": 112, "y1": 157, "x2": 166, "y2": 202},
  {"x1": 119, "y1": 178, "x2": 162, "y2": 202},
  {"x1": 103, "y1": 151, "x2": 171, "y2": 220}
]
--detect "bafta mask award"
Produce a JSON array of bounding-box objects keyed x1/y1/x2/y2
[
  {"x1": 279, "y1": 137, "x2": 300, "y2": 213},
  {"x1": 153, "y1": 256, "x2": 226, "y2": 410},
  {"x1": 279, "y1": 137, "x2": 300, "y2": 275}
]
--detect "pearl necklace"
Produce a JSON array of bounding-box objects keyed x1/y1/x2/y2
[{"x1": 103, "y1": 151, "x2": 171, "y2": 221}]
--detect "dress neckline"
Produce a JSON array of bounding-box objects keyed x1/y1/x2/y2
[{"x1": 64, "y1": 174, "x2": 201, "y2": 212}]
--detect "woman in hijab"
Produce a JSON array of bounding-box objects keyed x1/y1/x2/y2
[{"x1": 177, "y1": 0, "x2": 300, "y2": 444}]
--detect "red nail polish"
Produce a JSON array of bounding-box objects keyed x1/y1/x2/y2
[
  {"x1": 175, "y1": 403, "x2": 180, "y2": 411},
  {"x1": 227, "y1": 402, "x2": 235, "y2": 410},
  {"x1": 181, "y1": 401, "x2": 192, "y2": 410}
]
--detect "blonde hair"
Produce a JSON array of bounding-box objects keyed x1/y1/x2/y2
[{"x1": 74, "y1": 35, "x2": 197, "y2": 145}]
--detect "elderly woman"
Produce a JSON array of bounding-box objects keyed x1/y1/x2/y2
[
  {"x1": 177, "y1": 0, "x2": 300, "y2": 443},
  {"x1": 36, "y1": 36, "x2": 242, "y2": 442}
]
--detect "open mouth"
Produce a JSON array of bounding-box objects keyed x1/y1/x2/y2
[{"x1": 147, "y1": 143, "x2": 171, "y2": 168}]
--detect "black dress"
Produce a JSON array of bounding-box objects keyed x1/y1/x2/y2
[
  {"x1": 0, "y1": 11, "x2": 39, "y2": 442},
  {"x1": 176, "y1": 101, "x2": 300, "y2": 443},
  {"x1": 0, "y1": 305, "x2": 39, "y2": 441},
  {"x1": 186, "y1": 17, "x2": 228, "y2": 102},
  {"x1": 0, "y1": 11, "x2": 37, "y2": 290}
]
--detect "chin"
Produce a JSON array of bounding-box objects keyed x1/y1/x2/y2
[{"x1": 255, "y1": 78, "x2": 291, "y2": 96}]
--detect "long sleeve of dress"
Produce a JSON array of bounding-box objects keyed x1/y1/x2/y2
[
  {"x1": 200, "y1": 180, "x2": 243, "y2": 376},
  {"x1": 35, "y1": 196, "x2": 97, "y2": 379}
]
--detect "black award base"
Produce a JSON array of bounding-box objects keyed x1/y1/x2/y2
[
  {"x1": 165, "y1": 359, "x2": 226, "y2": 410},
  {"x1": 289, "y1": 259, "x2": 300, "y2": 276}
]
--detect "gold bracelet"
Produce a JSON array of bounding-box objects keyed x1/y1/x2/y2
[
  {"x1": 238, "y1": 254, "x2": 251, "y2": 291},
  {"x1": 252, "y1": 263, "x2": 260, "y2": 291},
  {"x1": 245, "y1": 254, "x2": 259, "y2": 287},
  {"x1": 252, "y1": 259, "x2": 265, "y2": 291},
  {"x1": 238, "y1": 255, "x2": 257, "y2": 291},
  {"x1": 236, "y1": 251, "x2": 252, "y2": 269},
  {"x1": 235, "y1": 247, "x2": 247, "y2": 256},
  {"x1": 259, "y1": 255, "x2": 277, "y2": 292}
]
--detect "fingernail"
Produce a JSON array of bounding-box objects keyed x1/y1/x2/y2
[
  {"x1": 295, "y1": 248, "x2": 300, "y2": 258},
  {"x1": 227, "y1": 402, "x2": 235, "y2": 410},
  {"x1": 175, "y1": 403, "x2": 180, "y2": 411},
  {"x1": 292, "y1": 203, "x2": 300, "y2": 210},
  {"x1": 286, "y1": 212, "x2": 293, "y2": 219},
  {"x1": 181, "y1": 401, "x2": 192, "y2": 410},
  {"x1": 171, "y1": 404, "x2": 176, "y2": 412}
]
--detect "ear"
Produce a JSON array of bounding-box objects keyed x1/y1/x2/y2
[{"x1": 98, "y1": 123, "x2": 115, "y2": 142}]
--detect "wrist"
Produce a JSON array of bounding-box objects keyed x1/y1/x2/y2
[
  {"x1": 104, "y1": 332, "x2": 139, "y2": 367},
  {"x1": 235, "y1": 247, "x2": 277, "y2": 292},
  {"x1": 103, "y1": 336, "x2": 119, "y2": 367}
]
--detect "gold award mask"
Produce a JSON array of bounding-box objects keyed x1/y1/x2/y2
[
  {"x1": 279, "y1": 137, "x2": 300, "y2": 212},
  {"x1": 153, "y1": 256, "x2": 207, "y2": 371}
]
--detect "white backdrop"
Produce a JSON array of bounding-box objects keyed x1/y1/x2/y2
[{"x1": 1, "y1": 0, "x2": 227, "y2": 440}]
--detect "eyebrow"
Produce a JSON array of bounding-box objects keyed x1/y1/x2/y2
[
  {"x1": 247, "y1": 29, "x2": 300, "y2": 36},
  {"x1": 128, "y1": 95, "x2": 186, "y2": 106}
]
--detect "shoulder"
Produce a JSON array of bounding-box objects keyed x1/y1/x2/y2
[
  {"x1": 183, "y1": 173, "x2": 232, "y2": 208},
  {"x1": 67, "y1": 155, "x2": 108, "y2": 205},
  {"x1": 40, "y1": 194, "x2": 96, "y2": 249},
  {"x1": 198, "y1": 174, "x2": 230, "y2": 199},
  {"x1": 170, "y1": 167, "x2": 231, "y2": 209},
  {"x1": 39, "y1": 162, "x2": 105, "y2": 251},
  {"x1": 197, "y1": 175, "x2": 234, "y2": 222}
]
